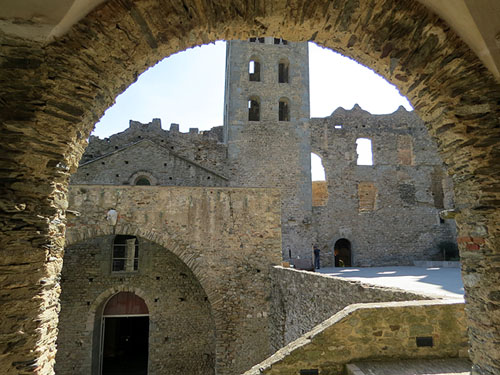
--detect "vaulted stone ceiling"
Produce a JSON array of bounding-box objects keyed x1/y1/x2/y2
[{"x1": 1, "y1": 0, "x2": 499, "y2": 78}]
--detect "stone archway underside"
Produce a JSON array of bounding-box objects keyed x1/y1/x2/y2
[{"x1": 0, "y1": 0, "x2": 498, "y2": 374}]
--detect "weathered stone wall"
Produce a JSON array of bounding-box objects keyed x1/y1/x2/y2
[
  {"x1": 65, "y1": 185, "x2": 282, "y2": 374},
  {"x1": 310, "y1": 106, "x2": 457, "y2": 266},
  {"x1": 1, "y1": 0, "x2": 499, "y2": 374},
  {"x1": 248, "y1": 299, "x2": 468, "y2": 375},
  {"x1": 269, "y1": 267, "x2": 430, "y2": 351},
  {"x1": 224, "y1": 40, "x2": 313, "y2": 261},
  {"x1": 72, "y1": 139, "x2": 228, "y2": 187},
  {"x1": 56, "y1": 236, "x2": 215, "y2": 375},
  {"x1": 82, "y1": 119, "x2": 227, "y2": 175}
]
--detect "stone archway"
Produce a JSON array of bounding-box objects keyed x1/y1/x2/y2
[
  {"x1": 57, "y1": 235, "x2": 216, "y2": 375},
  {"x1": 0, "y1": 1, "x2": 499, "y2": 374}
]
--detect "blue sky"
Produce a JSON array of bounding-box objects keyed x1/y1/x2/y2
[{"x1": 92, "y1": 41, "x2": 412, "y2": 138}]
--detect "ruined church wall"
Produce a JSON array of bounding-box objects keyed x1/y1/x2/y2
[
  {"x1": 82, "y1": 119, "x2": 227, "y2": 175},
  {"x1": 56, "y1": 236, "x2": 215, "y2": 375},
  {"x1": 71, "y1": 140, "x2": 228, "y2": 187},
  {"x1": 310, "y1": 107, "x2": 457, "y2": 267},
  {"x1": 269, "y1": 267, "x2": 430, "y2": 351},
  {"x1": 64, "y1": 185, "x2": 283, "y2": 375}
]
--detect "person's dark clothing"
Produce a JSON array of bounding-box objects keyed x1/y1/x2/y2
[{"x1": 313, "y1": 247, "x2": 321, "y2": 269}]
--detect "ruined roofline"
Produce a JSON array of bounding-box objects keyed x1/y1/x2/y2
[
  {"x1": 78, "y1": 139, "x2": 229, "y2": 181},
  {"x1": 309, "y1": 104, "x2": 410, "y2": 120},
  {"x1": 89, "y1": 118, "x2": 224, "y2": 142}
]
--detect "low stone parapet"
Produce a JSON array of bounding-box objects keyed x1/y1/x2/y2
[{"x1": 245, "y1": 299, "x2": 468, "y2": 375}]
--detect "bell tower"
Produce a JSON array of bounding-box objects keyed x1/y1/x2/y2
[{"x1": 223, "y1": 38, "x2": 313, "y2": 262}]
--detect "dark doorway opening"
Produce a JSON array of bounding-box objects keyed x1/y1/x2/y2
[
  {"x1": 334, "y1": 239, "x2": 352, "y2": 267},
  {"x1": 102, "y1": 316, "x2": 149, "y2": 375},
  {"x1": 101, "y1": 292, "x2": 149, "y2": 375}
]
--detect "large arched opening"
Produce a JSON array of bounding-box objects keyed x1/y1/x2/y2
[
  {"x1": 56, "y1": 234, "x2": 216, "y2": 375},
  {"x1": 1, "y1": 1, "x2": 499, "y2": 374}
]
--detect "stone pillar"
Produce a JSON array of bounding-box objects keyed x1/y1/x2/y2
[
  {"x1": 125, "y1": 238, "x2": 136, "y2": 272},
  {"x1": 0, "y1": 34, "x2": 89, "y2": 375}
]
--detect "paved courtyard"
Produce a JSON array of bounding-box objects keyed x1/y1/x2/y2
[{"x1": 318, "y1": 266, "x2": 464, "y2": 299}]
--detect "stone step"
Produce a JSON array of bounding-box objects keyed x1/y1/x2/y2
[{"x1": 346, "y1": 358, "x2": 471, "y2": 375}]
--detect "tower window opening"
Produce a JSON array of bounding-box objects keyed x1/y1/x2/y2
[
  {"x1": 249, "y1": 60, "x2": 260, "y2": 81},
  {"x1": 112, "y1": 235, "x2": 139, "y2": 272},
  {"x1": 248, "y1": 98, "x2": 260, "y2": 121},
  {"x1": 249, "y1": 37, "x2": 256, "y2": 42},
  {"x1": 274, "y1": 38, "x2": 280, "y2": 45},
  {"x1": 279, "y1": 98, "x2": 290, "y2": 121},
  {"x1": 278, "y1": 60, "x2": 289, "y2": 83},
  {"x1": 356, "y1": 138, "x2": 373, "y2": 165},
  {"x1": 311, "y1": 153, "x2": 328, "y2": 206},
  {"x1": 258, "y1": 37, "x2": 265, "y2": 43}
]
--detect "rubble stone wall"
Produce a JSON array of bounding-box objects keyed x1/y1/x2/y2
[
  {"x1": 72, "y1": 139, "x2": 228, "y2": 187},
  {"x1": 310, "y1": 107, "x2": 457, "y2": 266},
  {"x1": 269, "y1": 267, "x2": 430, "y2": 351},
  {"x1": 247, "y1": 300, "x2": 468, "y2": 375},
  {"x1": 64, "y1": 185, "x2": 282, "y2": 375},
  {"x1": 56, "y1": 236, "x2": 215, "y2": 375},
  {"x1": 0, "y1": 0, "x2": 499, "y2": 374}
]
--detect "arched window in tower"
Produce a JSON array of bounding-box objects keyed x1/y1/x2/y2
[
  {"x1": 356, "y1": 138, "x2": 373, "y2": 165},
  {"x1": 248, "y1": 97, "x2": 260, "y2": 121},
  {"x1": 249, "y1": 59, "x2": 261, "y2": 82},
  {"x1": 311, "y1": 153, "x2": 328, "y2": 206},
  {"x1": 279, "y1": 98, "x2": 290, "y2": 121},
  {"x1": 112, "y1": 235, "x2": 139, "y2": 272},
  {"x1": 278, "y1": 59, "x2": 289, "y2": 83}
]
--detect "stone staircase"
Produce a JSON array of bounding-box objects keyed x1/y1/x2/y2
[{"x1": 346, "y1": 358, "x2": 471, "y2": 375}]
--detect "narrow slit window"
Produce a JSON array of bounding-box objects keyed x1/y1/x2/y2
[
  {"x1": 356, "y1": 138, "x2": 373, "y2": 165},
  {"x1": 248, "y1": 98, "x2": 260, "y2": 121},
  {"x1": 279, "y1": 98, "x2": 290, "y2": 121},
  {"x1": 249, "y1": 60, "x2": 260, "y2": 81}
]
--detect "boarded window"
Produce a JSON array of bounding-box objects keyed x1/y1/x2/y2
[
  {"x1": 248, "y1": 98, "x2": 260, "y2": 121},
  {"x1": 112, "y1": 235, "x2": 139, "y2": 272},
  {"x1": 397, "y1": 135, "x2": 414, "y2": 165},
  {"x1": 358, "y1": 182, "x2": 377, "y2": 212},
  {"x1": 249, "y1": 60, "x2": 261, "y2": 81},
  {"x1": 279, "y1": 98, "x2": 290, "y2": 121},
  {"x1": 278, "y1": 61, "x2": 289, "y2": 83},
  {"x1": 312, "y1": 182, "x2": 328, "y2": 207}
]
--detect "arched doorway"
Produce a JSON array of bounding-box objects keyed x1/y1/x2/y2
[
  {"x1": 334, "y1": 239, "x2": 352, "y2": 267},
  {"x1": 101, "y1": 292, "x2": 149, "y2": 375},
  {"x1": 1, "y1": 1, "x2": 499, "y2": 374}
]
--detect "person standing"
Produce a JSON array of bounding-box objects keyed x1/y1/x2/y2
[{"x1": 313, "y1": 244, "x2": 321, "y2": 269}]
